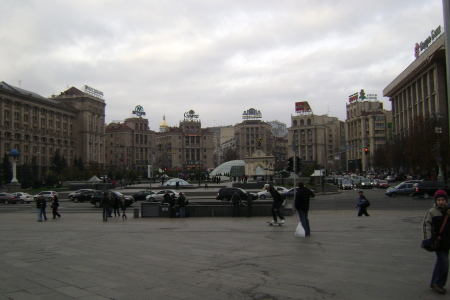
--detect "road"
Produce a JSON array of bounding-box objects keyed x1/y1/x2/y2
[{"x1": 0, "y1": 186, "x2": 433, "y2": 214}]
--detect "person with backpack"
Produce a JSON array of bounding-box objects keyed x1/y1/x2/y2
[
  {"x1": 295, "y1": 182, "x2": 315, "y2": 236},
  {"x1": 177, "y1": 192, "x2": 187, "y2": 218},
  {"x1": 264, "y1": 184, "x2": 285, "y2": 224},
  {"x1": 356, "y1": 191, "x2": 370, "y2": 217},
  {"x1": 111, "y1": 193, "x2": 120, "y2": 217}
]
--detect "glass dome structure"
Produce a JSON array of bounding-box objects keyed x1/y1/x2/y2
[
  {"x1": 210, "y1": 160, "x2": 245, "y2": 176},
  {"x1": 162, "y1": 178, "x2": 190, "y2": 186}
]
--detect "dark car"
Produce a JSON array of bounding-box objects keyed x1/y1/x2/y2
[
  {"x1": 69, "y1": 189, "x2": 95, "y2": 201},
  {"x1": 73, "y1": 190, "x2": 96, "y2": 203},
  {"x1": 216, "y1": 188, "x2": 257, "y2": 201},
  {"x1": 132, "y1": 190, "x2": 156, "y2": 201},
  {"x1": 0, "y1": 193, "x2": 18, "y2": 204},
  {"x1": 358, "y1": 178, "x2": 373, "y2": 189},
  {"x1": 411, "y1": 181, "x2": 450, "y2": 199},
  {"x1": 90, "y1": 191, "x2": 135, "y2": 208},
  {"x1": 340, "y1": 180, "x2": 353, "y2": 190}
]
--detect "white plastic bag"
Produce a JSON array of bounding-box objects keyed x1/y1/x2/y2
[{"x1": 295, "y1": 222, "x2": 306, "y2": 237}]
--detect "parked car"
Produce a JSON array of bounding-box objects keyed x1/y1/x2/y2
[
  {"x1": 90, "y1": 191, "x2": 135, "y2": 208},
  {"x1": 358, "y1": 178, "x2": 373, "y2": 189},
  {"x1": 340, "y1": 180, "x2": 353, "y2": 190},
  {"x1": 0, "y1": 193, "x2": 18, "y2": 204},
  {"x1": 386, "y1": 176, "x2": 396, "y2": 183},
  {"x1": 216, "y1": 188, "x2": 257, "y2": 201},
  {"x1": 68, "y1": 189, "x2": 95, "y2": 201},
  {"x1": 385, "y1": 182, "x2": 415, "y2": 197},
  {"x1": 33, "y1": 191, "x2": 58, "y2": 201},
  {"x1": 257, "y1": 186, "x2": 289, "y2": 199},
  {"x1": 11, "y1": 192, "x2": 33, "y2": 204},
  {"x1": 411, "y1": 181, "x2": 450, "y2": 199},
  {"x1": 376, "y1": 180, "x2": 390, "y2": 189},
  {"x1": 73, "y1": 190, "x2": 96, "y2": 203},
  {"x1": 132, "y1": 190, "x2": 157, "y2": 201},
  {"x1": 146, "y1": 190, "x2": 179, "y2": 202},
  {"x1": 281, "y1": 187, "x2": 315, "y2": 199}
]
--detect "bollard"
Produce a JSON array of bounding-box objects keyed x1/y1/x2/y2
[{"x1": 133, "y1": 208, "x2": 139, "y2": 218}]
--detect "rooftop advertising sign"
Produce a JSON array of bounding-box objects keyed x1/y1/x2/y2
[
  {"x1": 83, "y1": 85, "x2": 104, "y2": 98},
  {"x1": 415, "y1": 25, "x2": 442, "y2": 58},
  {"x1": 184, "y1": 109, "x2": 199, "y2": 120},
  {"x1": 349, "y1": 89, "x2": 377, "y2": 102},
  {"x1": 242, "y1": 108, "x2": 262, "y2": 119},
  {"x1": 132, "y1": 105, "x2": 146, "y2": 117},
  {"x1": 295, "y1": 101, "x2": 312, "y2": 113}
]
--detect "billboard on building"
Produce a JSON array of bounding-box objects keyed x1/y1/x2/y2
[{"x1": 295, "y1": 101, "x2": 312, "y2": 113}]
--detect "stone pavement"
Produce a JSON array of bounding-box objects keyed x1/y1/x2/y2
[{"x1": 0, "y1": 209, "x2": 442, "y2": 300}]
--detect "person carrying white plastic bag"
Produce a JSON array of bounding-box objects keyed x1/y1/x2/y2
[{"x1": 295, "y1": 222, "x2": 306, "y2": 237}]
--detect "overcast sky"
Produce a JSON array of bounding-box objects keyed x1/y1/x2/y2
[{"x1": 1, "y1": 0, "x2": 444, "y2": 131}]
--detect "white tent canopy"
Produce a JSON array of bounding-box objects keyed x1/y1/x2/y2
[{"x1": 87, "y1": 175, "x2": 102, "y2": 182}]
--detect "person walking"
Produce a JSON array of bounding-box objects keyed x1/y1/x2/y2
[
  {"x1": 423, "y1": 190, "x2": 450, "y2": 294},
  {"x1": 246, "y1": 192, "x2": 253, "y2": 218},
  {"x1": 231, "y1": 191, "x2": 241, "y2": 217},
  {"x1": 120, "y1": 195, "x2": 127, "y2": 219},
  {"x1": 356, "y1": 191, "x2": 370, "y2": 217},
  {"x1": 177, "y1": 192, "x2": 187, "y2": 218},
  {"x1": 36, "y1": 195, "x2": 47, "y2": 222},
  {"x1": 264, "y1": 184, "x2": 285, "y2": 224},
  {"x1": 295, "y1": 182, "x2": 315, "y2": 236},
  {"x1": 101, "y1": 192, "x2": 111, "y2": 221},
  {"x1": 51, "y1": 195, "x2": 61, "y2": 219},
  {"x1": 112, "y1": 193, "x2": 120, "y2": 217}
]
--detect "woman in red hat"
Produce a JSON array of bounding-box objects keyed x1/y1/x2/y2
[{"x1": 423, "y1": 190, "x2": 450, "y2": 294}]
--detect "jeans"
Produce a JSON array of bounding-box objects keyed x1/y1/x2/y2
[
  {"x1": 179, "y1": 207, "x2": 185, "y2": 218},
  {"x1": 37, "y1": 208, "x2": 42, "y2": 221},
  {"x1": 52, "y1": 208, "x2": 61, "y2": 218},
  {"x1": 103, "y1": 207, "x2": 109, "y2": 221},
  {"x1": 113, "y1": 207, "x2": 120, "y2": 216},
  {"x1": 298, "y1": 210, "x2": 310, "y2": 236},
  {"x1": 432, "y1": 250, "x2": 449, "y2": 287},
  {"x1": 358, "y1": 208, "x2": 369, "y2": 216},
  {"x1": 272, "y1": 202, "x2": 284, "y2": 222},
  {"x1": 41, "y1": 208, "x2": 47, "y2": 220}
]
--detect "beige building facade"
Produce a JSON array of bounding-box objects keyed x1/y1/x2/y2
[
  {"x1": 0, "y1": 82, "x2": 105, "y2": 175},
  {"x1": 345, "y1": 100, "x2": 392, "y2": 172},
  {"x1": 234, "y1": 120, "x2": 274, "y2": 160},
  {"x1": 287, "y1": 114, "x2": 344, "y2": 172}
]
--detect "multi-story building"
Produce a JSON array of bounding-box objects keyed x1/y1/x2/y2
[
  {"x1": 0, "y1": 82, "x2": 105, "y2": 175},
  {"x1": 287, "y1": 114, "x2": 344, "y2": 172},
  {"x1": 383, "y1": 30, "x2": 448, "y2": 139},
  {"x1": 234, "y1": 120, "x2": 274, "y2": 159},
  {"x1": 104, "y1": 116, "x2": 156, "y2": 172},
  {"x1": 345, "y1": 98, "x2": 392, "y2": 172},
  {"x1": 206, "y1": 125, "x2": 235, "y2": 166},
  {"x1": 268, "y1": 120, "x2": 287, "y2": 137},
  {"x1": 155, "y1": 111, "x2": 215, "y2": 172}
]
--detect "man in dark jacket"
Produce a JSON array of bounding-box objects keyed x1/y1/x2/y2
[
  {"x1": 295, "y1": 182, "x2": 315, "y2": 236},
  {"x1": 36, "y1": 195, "x2": 47, "y2": 222},
  {"x1": 101, "y1": 192, "x2": 111, "y2": 221},
  {"x1": 264, "y1": 184, "x2": 285, "y2": 224},
  {"x1": 231, "y1": 191, "x2": 241, "y2": 217}
]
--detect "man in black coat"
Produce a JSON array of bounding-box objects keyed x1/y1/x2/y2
[
  {"x1": 295, "y1": 182, "x2": 315, "y2": 236},
  {"x1": 264, "y1": 184, "x2": 285, "y2": 224}
]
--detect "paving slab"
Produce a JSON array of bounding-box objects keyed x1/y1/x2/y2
[{"x1": 0, "y1": 210, "x2": 441, "y2": 299}]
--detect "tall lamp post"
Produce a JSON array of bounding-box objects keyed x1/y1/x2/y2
[
  {"x1": 435, "y1": 112, "x2": 444, "y2": 183},
  {"x1": 8, "y1": 149, "x2": 21, "y2": 191}
]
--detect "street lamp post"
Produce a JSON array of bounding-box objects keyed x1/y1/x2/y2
[{"x1": 436, "y1": 113, "x2": 444, "y2": 183}]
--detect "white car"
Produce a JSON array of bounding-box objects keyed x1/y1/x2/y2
[
  {"x1": 257, "y1": 186, "x2": 289, "y2": 199},
  {"x1": 11, "y1": 192, "x2": 33, "y2": 204},
  {"x1": 146, "y1": 190, "x2": 179, "y2": 202},
  {"x1": 33, "y1": 191, "x2": 58, "y2": 201}
]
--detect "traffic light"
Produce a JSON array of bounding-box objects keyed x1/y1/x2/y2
[
  {"x1": 295, "y1": 156, "x2": 303, "y2": 172},
  {"x1": 364, "y1": 148, "x2": 369, "y2": 155},
  {"x1": 285, "y1": 157, "x2": 293, "y2": 172}
]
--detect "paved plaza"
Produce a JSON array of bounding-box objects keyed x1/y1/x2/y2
[{"x1": 0, "y1": 208, "x2": 443, "y2": 300}]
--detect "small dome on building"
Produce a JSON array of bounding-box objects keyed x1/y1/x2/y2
[{"x1": 159, "y1": 115, "x2": 169, "y2": 132}]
